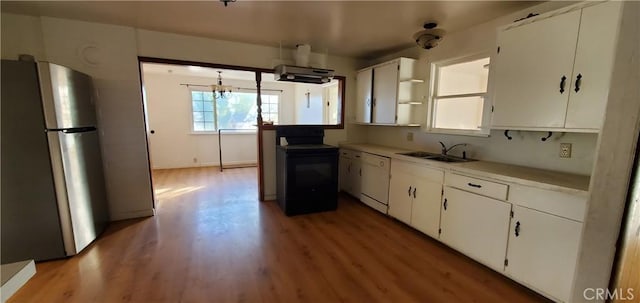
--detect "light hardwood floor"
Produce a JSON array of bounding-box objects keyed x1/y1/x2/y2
[{"x1": 9, "y1": 167, "x2": 548, "y2": 302}]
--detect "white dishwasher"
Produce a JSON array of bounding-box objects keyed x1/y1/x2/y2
[{"x1": 360, "y1": 152, "x2": 391, "y2": 213}]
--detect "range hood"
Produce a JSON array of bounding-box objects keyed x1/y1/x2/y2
[{"x1": 274, "y1": 65, "x2": 334, "y2": 84}]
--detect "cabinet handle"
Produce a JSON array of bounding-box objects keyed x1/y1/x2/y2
[
  {"x1": 574, "y1": 74, "x2": 582, "y2": 93},
  {"x1": 413, "y1": 188, "x2": 416, "y2": 198},
  {"x1": 443, "y1": 198, "x2": 448, "y2": 210},
  {"x1": 515, "y1": 221, "x2": 520, "y2": 237},
  {"x1": 560, "y1": 75, "x2": 567, "y2": 94},
  {"x1": 408, "y1": 186, "x2": 412, "y2": 197},
  {"x1": 359, "y1": 168, "x2": 361, "y2": 176},
  {"x1": 467, "y1": 183, "x2": 482, "y2": 188}
]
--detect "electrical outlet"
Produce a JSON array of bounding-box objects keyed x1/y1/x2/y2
[
  {"x1": 406, "y1": 132, "x2": 414, "y2": 142},
  {"x1": 560, "y1": 143, "x2": 572, "y2": 158}
]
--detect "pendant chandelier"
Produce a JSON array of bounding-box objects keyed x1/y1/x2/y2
[{"x1": 211, "y1": 71, "x2": 233, "y2": 99}]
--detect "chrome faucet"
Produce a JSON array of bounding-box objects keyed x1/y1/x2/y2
[{"x1": 439, "y1": 141, "x2": 468, "y2": 156}]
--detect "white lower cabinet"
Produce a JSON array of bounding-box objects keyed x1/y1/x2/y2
[
  {"x1": 338, "y1": 149, "x2": 361, "y2": 197},
  {"x1": 388, "y1": 160, "x2": 444, "y2": 238},
  {"x1": 505, "y1": 205, "x2": 583, "y2": 302},
  {"x1": 440, "y1": 186, "x2": 511, "y2": 271}
]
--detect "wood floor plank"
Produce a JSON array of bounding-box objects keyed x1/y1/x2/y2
[{"x1": 8, "y1": 167, "x2": 548, "y2": 303}]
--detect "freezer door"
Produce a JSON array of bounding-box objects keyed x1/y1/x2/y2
[
  {"x1": 1, "y1": 59, "x2": 66, "y2": 263},
  {"x1": 48, "y1": 130, "x2": 109, "y2": 255},
  {"x1": 38, "y1": 62, "x2": 97, "y2": 129}
]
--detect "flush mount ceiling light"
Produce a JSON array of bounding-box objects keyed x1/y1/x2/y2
[
  {"x1": 220, "y1": 0, "x2": 236, "y2": 7},
  {"x1": 413, "y1": 22, "x2": 446, "y2": 50},
  {"x1": 211, "y1": 71, "x2": 233, "y2": 99}
]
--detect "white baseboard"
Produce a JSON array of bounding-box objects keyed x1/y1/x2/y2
[
  {"x1": 1, "y1": 260, "x2": 36, "y2": 303},
  {"x1": 110, "y1": 208, "x2": 155, "y2": 221},
  {"x1": 152, "y1": 161, "x2": 257, "y2": 170}
]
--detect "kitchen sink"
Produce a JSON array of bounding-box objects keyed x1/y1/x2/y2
[
  {"x1": 397, "y1": 151, "x2": 476, "y2": 163},
  {"x1": 398, "y1": 151, "x2": 441, "y2": 158}
]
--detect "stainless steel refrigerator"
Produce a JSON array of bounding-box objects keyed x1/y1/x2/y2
[{"x1": 1, "y1": 59, "x2": 109, "y2": 263}]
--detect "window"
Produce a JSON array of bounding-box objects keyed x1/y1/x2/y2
[
  {"x1": 429, "y1": 55, "x2": 491, "y2": 135},
  {"x1": 261, "y1": 94, "x2": 279, "y2": 124},
  {"x1": 191, "y1": 90, "x2": 215, "y2": 131},
  {"x1": 191, "y1": 90, "x2": 259, "y2": 132}
]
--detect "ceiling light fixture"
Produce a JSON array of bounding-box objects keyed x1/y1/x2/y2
[
  {"x1": 211, "y1": 71, "x2": 233, "y2": 99},
  {"x1": 220, "y1": 0, "x2": 236, "y2": 7}
]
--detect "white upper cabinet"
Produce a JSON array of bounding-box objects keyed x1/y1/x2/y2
[
  {"x1": 491, "y1": 2, "x2": 622, "y2": 132},
  {"x1": 372, "y1": 62, "x2": 399, "y2": 124},
  {"x1": 564, "y1": 1, "x2": 622, "y2": 129},
  {"x1": 355, "y1": 69, "x2": 372, "y2": 124},
  {"x1": 355, "y1": 58, "x2": 425, "y2": 126}
]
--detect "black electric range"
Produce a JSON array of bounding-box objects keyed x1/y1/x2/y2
[{"x1": 275, "y1": 126, "x2": 339, "y2": 216}]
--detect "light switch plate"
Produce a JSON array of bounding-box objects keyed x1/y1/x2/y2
[{"x1": 560, "y1": 143, "x2": 572, "y2": 158}]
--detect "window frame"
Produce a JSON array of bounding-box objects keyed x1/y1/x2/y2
[
  {"x1": 189, "y1": 88, "x2": 217, "y2": 133},
  {"x1": 190, "y1": 88, "x2": 263, "y2": 134},
  {"x1": 426, "y1": 52, "x2": 492, "y2": 137}
]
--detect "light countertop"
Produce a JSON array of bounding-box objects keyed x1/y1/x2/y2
[{"x1": 339, "y1": 142, "x2": 590, "y2": 194}]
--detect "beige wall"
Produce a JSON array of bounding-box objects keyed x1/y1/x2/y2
[
  {"x1": 1, "y1": 12, "x2": 363, "y2": 218},
  {"x1": 359, "y1": 1, "x2": 597, "y2": 176},
  {"x1": 142, "y1": 73, "x2": 265, "y2": 169}
]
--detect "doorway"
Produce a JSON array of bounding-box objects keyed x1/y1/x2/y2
[{"x1": 139, "y1": 59, "x2": 265, "y2": 209}]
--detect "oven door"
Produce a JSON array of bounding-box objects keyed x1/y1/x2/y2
[
  {"x1": 285, "y1": 151, "x2": 338, "y2": 206},
  {"x1": 285, "y1": 150, "x2": 338, "y2": 213}
]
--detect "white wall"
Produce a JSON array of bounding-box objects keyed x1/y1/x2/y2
[
  {"x1": 142, "y1": 73, "x2": 262, "y2": 169},
  {"x1": 1, "y1": 12, "x2": 364, "y2": 215},
  {"x1": 360, "y1": 1, "x2": 596, "y2": 176}
]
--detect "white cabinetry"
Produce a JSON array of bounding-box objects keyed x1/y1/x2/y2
[
  {"x1": 339, "y1": 149, "x2": 362, "y2": 197},
  {"x1": 491, "y1": 1, "x2": 622, "y2": 131},
  {"x1": 355, "y1": 58, "x2": 425, "y2": 126},
  {"x1": 505, "y1": 184, "x2": 586, "y2": 302},
  {"x1": 388, "y1": 160, "x2": 444, "y2": 238},
  {"x1": 440, "y1": 186, "x2": 511, "y2": 271},
  {"x1": 505, "y1": 205, "x2": 582, "y2": 302},
  {"x1": 355, "y1": 69, "x2": 372, "y2": 123},
  {"x1": 360, "y1": 152, "x2": 390, "y2": 213}
]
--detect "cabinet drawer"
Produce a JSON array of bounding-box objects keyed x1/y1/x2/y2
[
  {"x1": 339, "y1": 149, "x2": 361, "y2": 159},
  {"x1": 508, "y1": 184, "x2": 587, "y2": 222},
  {"x1": 392, "y1": 160, "x2": 443, "y2": 183},
  {"x1": 445, "y1": 173, "x2": 508, "y2": 200}
]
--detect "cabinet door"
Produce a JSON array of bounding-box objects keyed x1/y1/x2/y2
[
  {"x1": 339, "y1": 156, "x2": 352, "y2": 193},
  {"x1": 492, "y1": 10, "x2": 581, "y2": 128},
  {"x1": 372, "y1": 62, "x2": 399, "y2": 124},
  {"x1": 440, "y1": 187, "x2": 511, "y2": 271},
  {"x1": 505, "y1": 205, "x2": 582, "y2": 302},
  {"x1": 411, "y1": 178, "x2": 443, "y2": 239},
  {"x1": 349, "y1": 157, "x2": 362, "y2": 197},
  {"x1": 388, "y1": 167, "x2": 414, "y2": 224},
  {"x1": 356, "y1": 69, "x2": 373, "y2": 123},
  {"x1": 565, "y1": 1, "x2": 622, "y2": 129}
]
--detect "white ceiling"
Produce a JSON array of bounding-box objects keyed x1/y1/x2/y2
[
  {"x1": 1, "y1": 1, "x2": 542, "y2": 59},
  {"x1": 142, "y1": 62, "x2": 276, "y2": 82}
]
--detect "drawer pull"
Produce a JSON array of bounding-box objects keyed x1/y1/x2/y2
[
  {"x1": 515, "y1": 221, "x2": 521, "y2": 237},
  {"x1": 467, "y1": 183, "x2": 482, "y2": 188}
]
